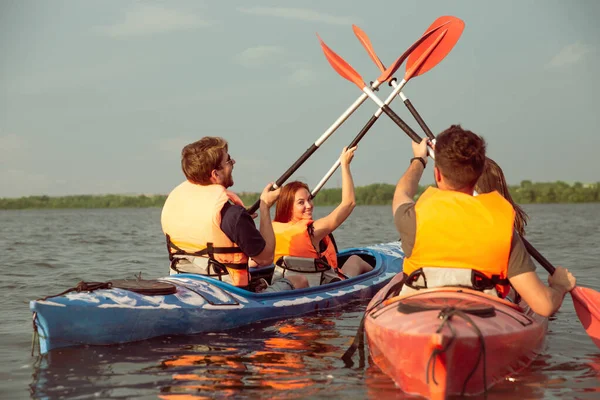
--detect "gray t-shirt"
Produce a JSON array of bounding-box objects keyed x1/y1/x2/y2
[{"x1": 394, "y1": 202, "x2": 535, "y2": 279}]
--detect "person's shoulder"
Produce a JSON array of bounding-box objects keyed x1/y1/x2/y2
[
  {"x1": 221, "y1": 202, "x2": 245, "y2": 217},
  {"x1": 397, "y1": 202, "x2": 416, "y2": 213},
  {"x1": 394, "y1": 202, "x2": 416, "y2": 221}
]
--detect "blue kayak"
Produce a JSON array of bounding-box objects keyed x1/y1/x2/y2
[{"x1": 30, "y1": 242, "x2": 404, "y2": 354}]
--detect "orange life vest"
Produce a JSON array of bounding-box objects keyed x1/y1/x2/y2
[
  {"x1": 161, "y1": 181, "x2": 250, "y2": 287},
  {"x1": 403, "y1": 187, "x2": 515, "y2": 297},
  {"x1": 272, "y1": 219, "x2": 338, "y2": 269}
]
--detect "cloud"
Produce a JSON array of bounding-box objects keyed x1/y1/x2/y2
[
  {"x1": 238, "y1": 7, "x2": 356, "y2": 25},
  {"x1": 96, "y1": 5, "x2": 213, "y2": 38},
  {"x1": 547, "y1": 43, "x2": 594, "y2": 68},
  {"x1": 288, "y1": 67, "x2": 318, "y2": 86},
  {"x1": 235, "y1": 46, "x2": 286, "y2": 68},
  {"x1": 233, "y1": 51, "x2": 319, "y2": 85}
]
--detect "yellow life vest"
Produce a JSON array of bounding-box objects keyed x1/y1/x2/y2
[
  {"x1": 161, "y1": 181, "x2": 250, "y2": 287},
  {"x1": 403, "y1": 187, "x2": 515, "y2": 297},
  {"x1": 272, "y1": 219, "x2": 338, "y2": 269}
]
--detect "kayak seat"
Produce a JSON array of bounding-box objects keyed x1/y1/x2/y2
[
  {"x1": 337, "y1": 252, "x2": 377, "y2": 270},
  {"x1": 273, "y1": 252, "x2": 378, "y2": 287},
  {"x1": 273, "y1": 256, "x2": 334, "y2": 287},
  {"x1": 249, "y1": 265, "x2": 275, "y2": 291}
]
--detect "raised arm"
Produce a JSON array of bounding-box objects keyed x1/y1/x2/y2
[
  {"x1": 312, "y1": 146, "x2": 357, "y2": 242},
  {"x1": 392, "y1": 139, "x2": 429, "y2": 217}
]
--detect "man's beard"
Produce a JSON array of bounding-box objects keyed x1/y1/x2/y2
[{"x1": 224, "y1": 174, "x2": 234, "y2": 188}]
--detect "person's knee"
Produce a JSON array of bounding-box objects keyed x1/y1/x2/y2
[
  {"x1": 288, "y1": 275, "x2": 309, "y2": 289},
  {"x1": 345, "y1": 255, "x2": 373, "y2": 275},
  {"x1": 360, "y1": 260, "x2": 373, "y2": 273}
]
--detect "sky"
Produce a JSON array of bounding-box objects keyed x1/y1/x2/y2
[{"x1": 1, "y1": 0, "x2": 599, "y2": 198}]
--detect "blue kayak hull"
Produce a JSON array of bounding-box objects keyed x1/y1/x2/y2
[{"x1": 30, "y1": 242, "x2": 404, "y2": 354}]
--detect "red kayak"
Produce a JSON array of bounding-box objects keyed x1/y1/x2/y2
[{"x1": 365, "y1": 276, "x2": 548, "y2": 399}]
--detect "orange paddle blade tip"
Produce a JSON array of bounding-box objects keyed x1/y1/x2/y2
[
  {"x1": 572, "y1": 286, "x2": 600, "y2": 349},
  {"x1": 406, "y1": 16, "x2": 465, "y2": 78},
  {"x1": 352, "y1": 24, "x2": 386, "y2": 72},
  {"x1": 377, "y1": 18, "x2": 450, "y2": 83},
  {"x1": 317, "y1": 34, "x2": 365, "y2": 89},
  {"x1": 404, "y1": 29, "x2": 447, "y2": 81}
]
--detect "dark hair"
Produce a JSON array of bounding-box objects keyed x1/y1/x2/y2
[
  {"x1": 181, "y1": 137, "x2": 228, "y2": 185},
  {"x1": 274, "y1": 181, "x2": 311, "y2": 223},
  {"x1": 434, "y1": 125, "x2": 487, "y2": 190},
  {"x1": 475, "y1": 157, "x2": 529, "y2": 236}
]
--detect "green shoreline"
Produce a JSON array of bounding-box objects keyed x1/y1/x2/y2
[{"x1": 1, "y1": 181, "x2": 598, "y2": 210}]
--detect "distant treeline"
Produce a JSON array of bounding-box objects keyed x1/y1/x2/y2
[{"x1": 1, "y1": 181, "x2": 599, "y2": 210}]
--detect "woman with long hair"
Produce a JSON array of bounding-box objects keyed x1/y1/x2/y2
[
  {"x1": 475, "y1": 157, "x2": 529, "y2": 236},
  {"x1": 272, "y1": 146, "x2": 373, "y2": 279}
]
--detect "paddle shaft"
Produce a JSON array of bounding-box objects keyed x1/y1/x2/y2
[
  {"x1": 247, "y1": 80, "x2": 383, "y2": 214},
  {"x1": 521, "y1": 236, "x2": 556, "y2": 274},
  {"x1": 364, "y1": 86, "x2": 430, "y2": 146},
  {"x1": 311, "y1": 78, "x2": 413, "y2": 197},
  {"x1": 352, "y1": 23, "x2": 453, "y2": 142},
  {"x1": 310, "y1": 96, "x2": 428, "y2": 198},
  {"x1": 311, "y1": 37, "x2": 444, "y2": 197},
  {"x1": 391, "y1": 31, "x2": 447, "y2": 142},
  {"x1": 310, "y1": 22, "x2": 451, "y2": 198},
  {"x1": 360, "y1": 34, "x2": 446, "y2": 151},
  {"x1": 310, "y1": 114, "x2": 377, "y2": 198},
  {"x1": 395, "y1": 84, "x2": 435, "y2": 140}
]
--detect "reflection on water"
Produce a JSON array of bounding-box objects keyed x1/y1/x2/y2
[
  {"x1": 30, "y1": 305, "x2": 367, "y2": 399},
  {"x1": 28, "y1": 308, "x2": 600, "y2": 400},
  {"x1": 1, "y1": 205, "x2": 599, "y2": 398}
]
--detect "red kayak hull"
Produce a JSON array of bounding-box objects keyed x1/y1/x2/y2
[{"x1": 365, "y1": 280, "x2": 547, "y2": 399}]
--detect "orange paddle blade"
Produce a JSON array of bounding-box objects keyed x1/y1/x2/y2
[
  {"x1": 352, "y1": 24, "x2": 385, "y2": 72},
  {"x1": 406, "y1": 16, "x2": 465, "y2": 78},
  {"x1": 572, "y1": 286, "x2": 600, "y2": 348},
  {"x1": 405, "y1": 29, "x2": 447, "y2": 81},
  {"x1": 317, "y1": 34, "x2": 365, "y2": 89},
  {"x1": 377, "y1": 20, "x2": 450, "y2": 83}
]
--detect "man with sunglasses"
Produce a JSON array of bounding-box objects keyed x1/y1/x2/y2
[{"x1": 161, "y1": 136, "x2": 307, "y2": 292}]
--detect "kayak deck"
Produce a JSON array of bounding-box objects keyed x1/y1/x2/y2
[
  {"x1": 365, "y1": 285, "x2": 547, "y2": 399},
  {"x1": 31, "y1": 243, "x2": 405, "y2": 354}
]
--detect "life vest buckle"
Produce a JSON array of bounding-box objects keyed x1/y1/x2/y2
[
  {"x1": 470, "y1": 270, "x2": 496, "y2": 291},
  {"x1": 405, "y1": 268, "x2": 428, "y2": 290}
]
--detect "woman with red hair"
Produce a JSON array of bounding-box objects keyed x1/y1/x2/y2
[{"x1": 272, "y1": 146, "x2": 373, "y2": 281}]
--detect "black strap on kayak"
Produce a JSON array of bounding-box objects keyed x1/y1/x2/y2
[
  {"x1": 426, "y1": 307, "x2": 488, "y2": 398},
  {"x1": 35, "y1": 278, "x2": 177, "y2": 301},
  {"x1": 341, "y1": 275, "x2": 406, "y2": 367},
  {"x1": 36, "y1": 281, "x2": 113, "y2": 302}
]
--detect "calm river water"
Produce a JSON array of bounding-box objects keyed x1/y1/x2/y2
[{"x1": 1, "y1": 204, "x2": 599, "y2": 399}]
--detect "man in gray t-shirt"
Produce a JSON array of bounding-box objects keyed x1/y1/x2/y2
[{"x1": 392, "y1": 125, "x2": 575, "y2": 317}]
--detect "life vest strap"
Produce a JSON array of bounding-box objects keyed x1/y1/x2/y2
[
  {"x1": 471, "y1": 270, "x2": 509, "y2": 291},
  {"x1": 166, "y1": 235, "x2": 243, "y2": 260},
  {"x1": 405, "y1": 268, "x2": 508, "y2": 294}
]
